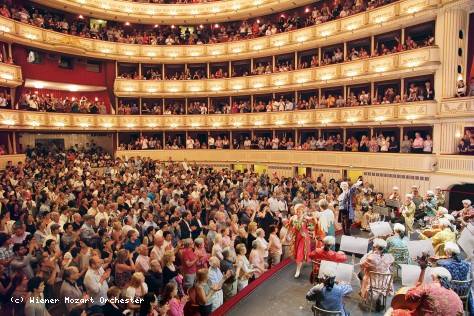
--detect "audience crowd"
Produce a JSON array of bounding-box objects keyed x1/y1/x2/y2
[
  {"x1": 1, "y1": 0, "x2": 396, "y2": 46},
  {"x1": 0, "y1": 143, "x2": 470, "y2": 316},
  {"x1": 119, "y1": 132, "x2": 433, "y2": 153},
  {"x1": 17, "y1": 92, "x2": 110, "y2": 114}
]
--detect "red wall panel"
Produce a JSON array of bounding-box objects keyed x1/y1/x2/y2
[{"x1": 13, "y1": 45, "x2": 115, "y2": 87}]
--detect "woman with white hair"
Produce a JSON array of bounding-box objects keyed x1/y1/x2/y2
[
  {"x1": 315, "y1": 199, "x2": 336, "y2": 237},
  {"x1": 388, "y1": 266, "x2": 463, "y2": 316},
  {"x1": 419, "y1": 218, "x2": 456, "y2": 257},
  {"x1": 249, "y1": 239, "x2": 267, "y2": 278},
  {"x1": 436, "y1": 242, "x2": 474, "y2": 314},
  {"x1": 386, "y1": 223, "x2": 410, "y2": 263},
  {"x1": 359, "y1": 238, "x2": 394, "y2": 302},
  {"x1": 306, "y1": 268, "x2": 353, "y2": 315},
  {"x1": 308, "y1": 236, "x2": 347, "y2": 283}
]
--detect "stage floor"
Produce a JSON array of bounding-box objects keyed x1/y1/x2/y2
[
  {"x1": 227, "y1": 261, "x2": 394, "y2": 316},
  {"x1": 228, "y1": 229, "x2": 396, "y2": 316}
]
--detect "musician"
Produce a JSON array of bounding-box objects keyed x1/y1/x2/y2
[
  {"x1": 308, "y1": 236, "x2": 347, "y2": 283},
  {"x1": 388, "y1": 267, "x2": 464, "y2": 316},
  {"x1": 452, "y1": 199, "x2": 474, "y2": 227},
  {"x1": 386, "y1": 223, "x2": 410, "y2": 263},
  {"x1": 337, "y1": 180, "x2": 362, "y2": 236},
  {"x1": 361, "y1": 205, "x2": 380, "y2": 232},
  {"x1": 419, "y1": 218, "x2": 456, "y2": 257},
  {"x1": 410, "y1": 186, "x2": 423, "y2": 212},
  {"x1": 436, "y1": 242, "x2": 474, "y2": 315},
  {"x1": 421, "y1": 191, "x2": 438, "y2": 218},
  {"x1": 435, "y1": 187, "x2": 445, "y2": 208},
  {"x1": 359, "y1": 239, "x2": 394, "y2": 304},
  {"x1": 400, "y1": 194, "x2": 416, "y2": 235},
  {"x1": 306, "y1": 269, "x2": 352, "y2": 316},
  {"x1": 389, "y1": 187, "x2": 401, "y2": 201}
]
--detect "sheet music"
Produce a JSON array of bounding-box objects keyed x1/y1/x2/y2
[
  {"x1": 318, "y1": 260, "x2": 354, "y2": 283},
  {"x1": 386, "y1": 199, "x2": 400, "y2": 208},
  {"x1": 339, "y1": 235, "x2": 369, "y2": 255},
  {"x1": 369, "y1": 221, "x2": 393, "y2": 237},
  {"x1": 458, "y1": 223, "x2": 474, "y2": 259},
  {"x1": 407, "y1": 240, "x2": 435, "y2": 259},
  {"x1": 400, "y1": 264, "x2": 434, "y2": 286},
  {"x1": 373, "y1": 205, "x2": 390, "y2": 217}
]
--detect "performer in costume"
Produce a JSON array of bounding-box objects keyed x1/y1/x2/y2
[
  {"x1": 400, "y1": 194, "x2": 416, "y2": 236},
  {"x1": 337, "y1": 180, "x2": 363, "y2": 235},
  {"x1": 290, "y1": 203, "x2": 312, "y2": 278}
]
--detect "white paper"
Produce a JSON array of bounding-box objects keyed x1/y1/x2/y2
[
  {"x1": 318, "y1": 260, "x2": 354, "y2": 283},
  {"x1": 400, "y1": 264, "x2": 433, "y2": 286},
  {"x1": 407, "y1": 240, "x2": 435, "y2": 259},
  {"x1": 458, "y1": 224, "x2": 474, "y2": 259},
  {"x1": 369, "y1": 221, "x2": 393, "y2": 237},
  {"x1": 386, "y1": 199, "x2": 401, "y2": 208},
  {"x1": 339, "y1": 235, "x2": 369, "y2": 255}
]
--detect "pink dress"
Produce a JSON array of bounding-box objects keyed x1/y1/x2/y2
[
  {"x1": 290, "y1": 216, "x2": 311, "y2": 263},
  {"x1": 168, "y1": 297, "x2": 185, "y2": 316},
  {"x1": 359, "y1": 252, "x2": 394, "y2": 299}
]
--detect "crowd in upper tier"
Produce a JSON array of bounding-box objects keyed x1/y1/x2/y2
[
  {"x1": 16, "y1": 92, "x2": 111, "y2": 114},
  {"x1": 1, "y1": 0, "x2": 395, "y2": 45},
  {"x1": 0, "y1": 144, "x2": 471, "y2": 316},
  {"x1": 119, "y1": 132, "x2": 433, "y2": 153}
]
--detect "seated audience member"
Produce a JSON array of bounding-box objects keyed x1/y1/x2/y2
[{"x1": 306, "y1": 269, "x2": 352, "y2": 315}]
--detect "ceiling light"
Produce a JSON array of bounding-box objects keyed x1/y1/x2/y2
[{"x1": 103, "y1": 122, "x2": 113, "y2": 128}]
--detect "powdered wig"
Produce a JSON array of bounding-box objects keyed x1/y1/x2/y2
[
  {"x1": 438, "y1": 218, "x2": 450, "y2": 227},
  {"x1": 405, "y1": 194, "x2": 413, "y2": 199},
  {"x1": 340, "y1": 182, "x2": 349, "y2": 190},
  {"x1": 321, "y1": 268, "x2": 336, "y2": 278},
  {"x1": 462, "y1": 199, "x2": 472, "y2": 206},
  {"x1": 373, "y1": 238, "x2": 387, "y2": 249},
  {"x1": 443, "y1": 214, "x2": 455, "y2": 223},
  {"x1": 444, "y1": 242, "x2": 461, "y2": 256},
  {"x1": 430, "y1": 267, "x2": 452, "y2": 282},
  {"x1": 323, "y1": 236, "x2": 336, "y2": 246},
  {"x1": 393, "y1": 223, "x2": 405, "y2": 234},
  {"x1": 294, "y1": 203, "x2": 306, "y2": 214},
  {"x1": 318, "y1": 199, "x2": 329, "y2": 210},
  {"x1": 437, "y1": 207, "x2": 448, "y2": 215}
]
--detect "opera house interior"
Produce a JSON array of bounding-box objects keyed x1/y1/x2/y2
[{"x1": 0, "y1": 0, "x2": 473, "y2": 315}]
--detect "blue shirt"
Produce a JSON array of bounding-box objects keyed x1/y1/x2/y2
[{"x1": 306, "y1": 283, "x2": 352, "y2": 315}]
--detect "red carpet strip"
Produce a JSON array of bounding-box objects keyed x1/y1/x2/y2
[{"x1": 212, "y1": 257, "x2": 292, "y2": 316}]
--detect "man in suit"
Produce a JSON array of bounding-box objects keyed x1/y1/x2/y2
[{"x1": 179, "y1": 211, "x2": 193, "y2": 239}]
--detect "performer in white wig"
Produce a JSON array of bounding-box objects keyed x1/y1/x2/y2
[{"x1": 337, "y1": 179, "x2": 362, "y2": 235}]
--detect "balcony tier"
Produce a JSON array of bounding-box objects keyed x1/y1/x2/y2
[
  {"x1": 31, "y1": 0, "x2": 314, "y2": 24},
  {"x1": 0, "y1": 0, "x2": 453, "y2": 62},
  {"x1": 114, "y1": 46, "x2": 440, "y2": 97}
]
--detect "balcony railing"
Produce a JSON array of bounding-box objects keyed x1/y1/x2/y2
[
  {"x1": 0, "y1": 101, "x2": 442, "y2": 130},
  {"x1": 0, "y1": 0, "x2": 451, "y2": 62},
  {"x1": 31, "y1": 0, "x2": 314, "y2": 24},
  {"x1": 0, "y1": 63, "x2": 23, "y2": 87},
  {"x1": 114, "y1": 46, "x2": 440, "y2": 96},
  {"x1": 116, "y1": 149, "x2": 439, "y2": 173}
]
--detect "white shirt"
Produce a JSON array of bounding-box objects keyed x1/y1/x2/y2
[{"x1": 84, "y1": 267, "x2": 109, "y2": 306}]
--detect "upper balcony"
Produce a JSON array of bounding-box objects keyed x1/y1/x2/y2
[
  {"x1": 31, "y1": 0, "x2": 314, "y2": 24},
  {"x1": 0, "y1": 63, "x2": 23, "y2": 87},
  {"x1": 114, "y1": 46, "x2": 440, "y2": 97},
  {"x1": 0, "y1": 0, "x2": 453, "y2": 63},
  {"x1": 0, "y1": 100, "x2": 446, "y2": 131}
]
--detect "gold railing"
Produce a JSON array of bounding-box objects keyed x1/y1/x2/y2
[
  {"x1": 0, "y1": 101, "x2": 439, "y2": 130},
  {"x1": 115, "y1": 46, "x2": 440, "y2": 96},
  {"x1": 0, "y1": 63, "x2": 23, "y2": 87},
  {"x1": 0, "y1": 0, "x2": 451, "y2": 62},
  {"x1": 116, "y1": 150, "x2": 439, "y2": 173},
  {"x1": 31, "y1": 0, "x2": 314, "y2": 24}
]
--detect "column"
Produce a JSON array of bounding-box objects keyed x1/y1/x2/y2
[
  {"x1": 401, "y1": 28, "x2": 405, "y2": 45},
  {"x1": 295, "y1": 51, "x2": 298, "y2": 69},
  {"x1": 138, "y1": 63, "x2": 142, "y2": 78},
  {"x1": 230, "y1": 131, "x2": 233, "y2": 149},
  {"x1": 207, "y1": 63, "x2": 210, "y2": 78},
  {"x1": 229, "y1": 61, "x2": 232, "y2": 77},
  {"x1": 295, "y1": 129, "x2": 299, "y2": 146},
  {"x1": 343, "y1": 128, "x2": 347, "y2": 151},
  {"x1": 370, "y1": 35, "x2": 375, "y2": 55},
  {"x1": 400, "y1": 126, "x2": 404, "y2": 153},
  {"x1": 343, "y1": 42, "x2": 347, "y2": 61},
  {"x1": 370, "y1": 82, "x2": 375, "y2": 103},
  {"x1": 12, "y1": 132, "x2": 16, "y2": 154},
  {"x1": 435, "y1": 6, "x2": 468, "y2": 98}
]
